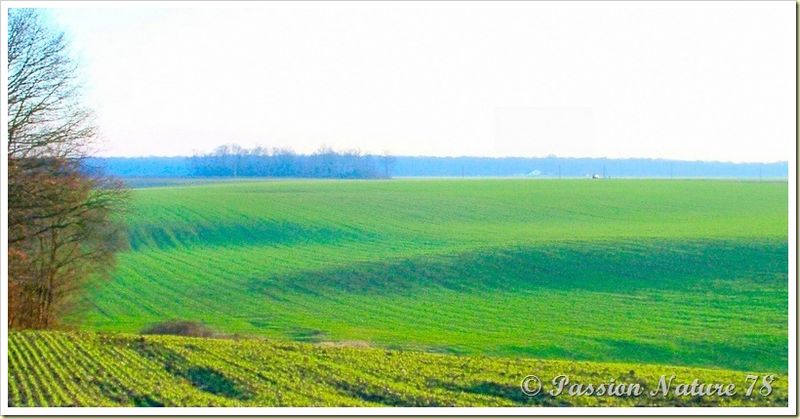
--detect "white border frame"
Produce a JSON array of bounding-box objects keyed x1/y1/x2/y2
[{"x1": 0, "y1": 1, "x2": 796, "y2": 415}]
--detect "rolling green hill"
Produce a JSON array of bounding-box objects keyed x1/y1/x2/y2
[
  {"x1": 70, "y1": 179, "x2": 788, "y2": 372},
  {"x1": 7, "y1": 331, "x2": 789, "y2": 407}
]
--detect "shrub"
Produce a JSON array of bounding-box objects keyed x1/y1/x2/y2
[{"x1": 140, "y1": 320, "x2": 216, "y2": 338}]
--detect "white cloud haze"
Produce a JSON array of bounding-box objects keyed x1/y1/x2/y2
[{"x1": 39, "y1": 1, "x2": 796, "y2": 162}]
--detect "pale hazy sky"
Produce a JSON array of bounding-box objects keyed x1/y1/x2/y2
[{"x1": 36, "y1": 2, "x2": 796, "y2": 161}]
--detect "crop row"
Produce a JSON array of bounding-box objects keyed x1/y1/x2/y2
[{"x1": 7, "y1": 331, "x2": 789, "y2": 407}]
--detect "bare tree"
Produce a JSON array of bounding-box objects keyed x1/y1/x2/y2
[
  {"x1": 7, "y1": 9, "x2": 128, "y2": 329},
  {"x1": 8, "y1": 9, "x2": 93, "y2": 160}
]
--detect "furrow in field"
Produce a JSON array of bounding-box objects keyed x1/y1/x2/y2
[
  {"x1": 7, "y1": 335, "x2": 37, "y2": 406},
  {"x1": 76, "y1": 180, "x2": 788, "y2": 373},
  {"x1": 26, "y1": 333, "x2": 86, "y2": 406},
  {"x1": 8, "y1": 330, "x2": 792, "y2": 407},
  {"x1": 37, "y1": 332, "x2": 115, "y2": 406},
  {"x1": 12, "y1": 333, "x2": 62, "y2": 406}
]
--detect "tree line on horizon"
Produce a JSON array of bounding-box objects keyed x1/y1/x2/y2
[
  {"x1": 187, "y1": 144, "x2": 395, "y2": 179},
  {"x1": 87, "y1": 154, "x2": 789, "y2": 180}
]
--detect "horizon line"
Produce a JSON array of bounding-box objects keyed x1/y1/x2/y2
[{"x1": 89, "y1": 154, "x2": 790, "y2": 165}]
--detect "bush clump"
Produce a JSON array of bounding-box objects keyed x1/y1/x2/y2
[{"x1": 140, "y1": 320, "x2": 216, "y2": 338}]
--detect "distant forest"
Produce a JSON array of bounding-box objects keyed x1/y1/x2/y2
[
  {"x1": 83, "y1": 144, "x2": 788, "y2": 180},
  {"x1": 188, "y1": 145, "x2": 390, "y2": 179}
]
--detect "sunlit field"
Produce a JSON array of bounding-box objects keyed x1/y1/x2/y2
[
  {"x1": 9, "y1": 179, "x2": 789, "y2": 407},
  {"x1": 8, "y1": 330, "x2": 788, "y2": 407},
  {"x1": 67, "y1": 179, "x2": 787, "y2": 372},
  {"x1": 6, "y1": 0, "x2": 792, "y2": 409}
]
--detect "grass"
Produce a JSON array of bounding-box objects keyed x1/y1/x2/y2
[
  {"x1": 64, "y1": 179, "x2": 788, "y2": 374},
  {"x1": 7, "y1": 330, "x2": 789, "y2": 407}
]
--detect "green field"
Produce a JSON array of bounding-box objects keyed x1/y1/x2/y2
[
  {"x1": 7, "y1": 331, "x2": 789, "y2": 407},
  {"x1": 67, "y1": 179, "x2": 788, "y2": 371},
  {"x1": 9, "y1": 179, "x2": 788, "y2": 407}
]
